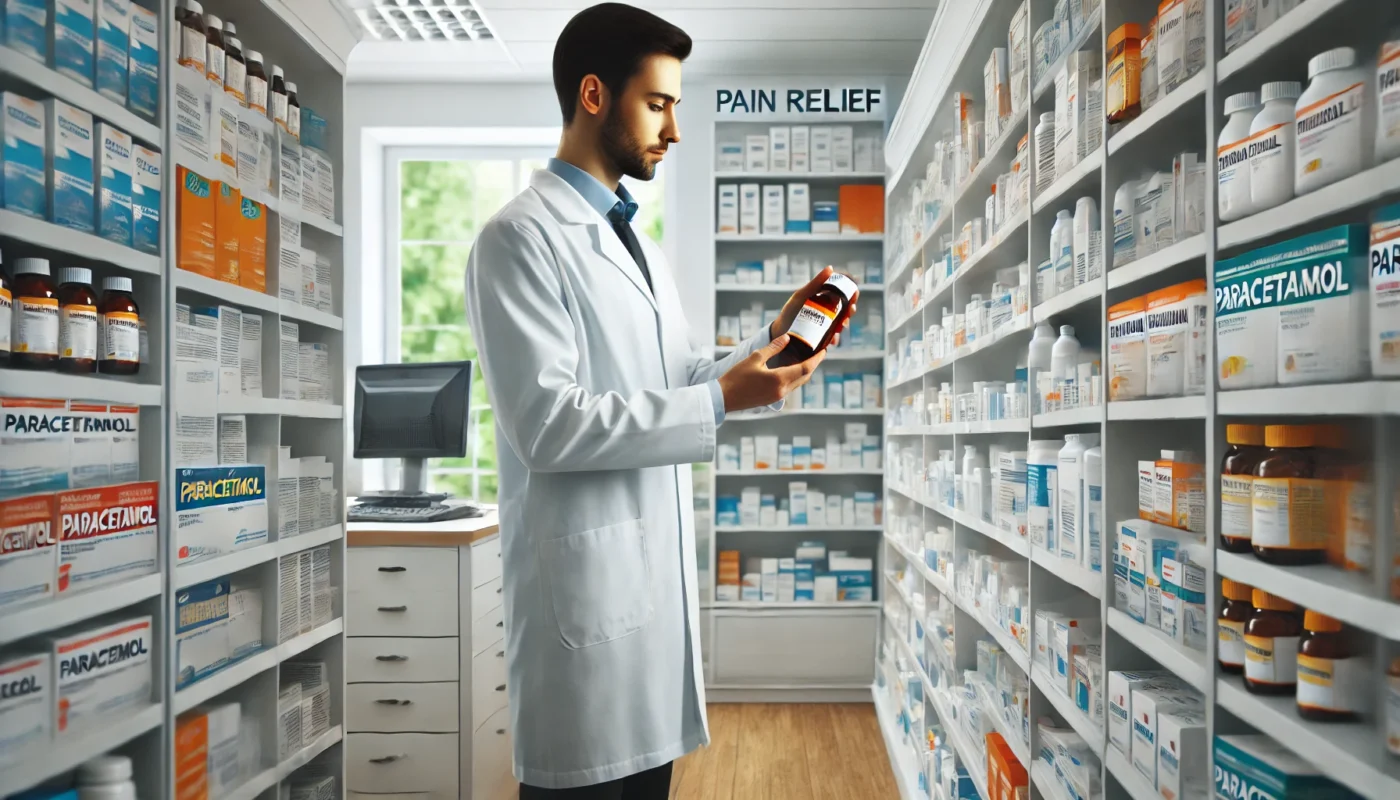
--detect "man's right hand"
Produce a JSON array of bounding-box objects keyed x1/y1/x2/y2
[{"x1": 717, "y1": 335, "x2": 827, "y2": 412}]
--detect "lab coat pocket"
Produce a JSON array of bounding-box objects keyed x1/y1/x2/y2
[{"x1": 538, "y1": 519, "x2": 653, "y2": 649}]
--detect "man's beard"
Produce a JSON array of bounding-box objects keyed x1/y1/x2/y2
[{"x1": 601, "y1": 108, "x2": 661, "y2": 181}]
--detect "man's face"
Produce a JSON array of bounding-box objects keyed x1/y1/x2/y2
[{"x1": 600, "y1": 54, "x2": 682, "y2": 181}]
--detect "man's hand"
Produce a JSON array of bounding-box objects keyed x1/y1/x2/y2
[
  {"x1": 768, "y1": 265, "x2": 860, "y2": 345},
  {"x1": 717, "y1": 335, "x2": 826, "y2": 412}
]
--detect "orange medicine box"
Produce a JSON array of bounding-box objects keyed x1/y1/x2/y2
[
  {"x1": 718, "y1": 550, "x2": 741, "y2": 584},
  {"x1": 838, "y1": 184, "x2": 884, "y2": 234},
  {"x1": 174, "y1": 712, "x2": 209, "y2": 800},
  {"x1": 986, "y1": 731, "x2": 1028, "y2": 800},
  {"x1": 0, "y1": 492, "x2": 59, "y2": 607},
  {"x1": 213, "y1": 181, "x2": 242, "y2": 285},
  {"x1": 238, "y1": 197, "x2": 268, "y2": 292},
  {"x1": 177, "y1": 166, "x2": 216, "y2": 278},
  {"x1": 1154, "y1": 450, "x2": 1204, "y2": 534}
]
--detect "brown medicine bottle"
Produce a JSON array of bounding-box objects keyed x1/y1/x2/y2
[
  {"x1": 1243, "y1": 590, "x2": 1302, "y2": 696},
  {"x1": 98, "y1": 277, "x2": 141, "y2": 375},
  {"x1": 11, "y1": 258, "x2": 59, "y2": 370},
  {"x1": 1314, "y1": 424, "x2": 1373, "y2": 572},
  {"x1": 204, "y1": 13, "x2": 225, "y2": 87},
  {"x1": 57, "y1": 267, "x2": 98, "y2": 374},
  {"x1": 768, "y1": 272, "x2": 858, "y2": 368},
  {"x1": 1, "y1": 260, "x2": 11, "y2": 366},
  {"x1": 1296, "y1": 611, "x2": 1360, "y2": 722},
  {"x1": 1217, "y1": 579, "x2": 1254, "y2": 675},
  {"x1": 286, "y1": 81, "x2": 301, "y2": 140},
  {"x1": 246, "y1": 50, "x2": 268, "y2": 114},
  {"x1": 1252, "y1": 425, "x2": 1325, "y2": 566},
  {"x1": 1220, "y1": 424, "x2": 1267, "y2": 553},
  {"x1": 270, "y1": 66, "x2": 288, "y2": 132},
  {"x1": 176, "y1": 0, "x2": 206, "y2": 75},
  {"x1": 223, "y1": 36, "x2": 246, "y2": 106}
]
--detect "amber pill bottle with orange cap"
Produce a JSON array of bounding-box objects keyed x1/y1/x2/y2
[
  {"x1": 1243, "y1": 589, "x2": 1302, "y2": 695},
  {"x1": 768, "y1": 272, "x2": 858, "y2": 369},
  {"x1": 1251, "y1": 424, "x2": 1325, "y2": 566},
  {"x1": 1220, "y1": 424, "x2": 1266, "y2": 553},
  {"x1": 1217, "y1": 579, "x2": 1254, "y2": 674},
  {"x1": 1296, "y1": 611, "x2": 1361, "y2": 722}
]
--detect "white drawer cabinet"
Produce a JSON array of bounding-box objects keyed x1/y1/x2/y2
[{"x1": 346, "y1": 516, "x2": 515, "y2": 799}]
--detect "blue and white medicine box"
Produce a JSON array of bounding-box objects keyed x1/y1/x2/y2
[
  {"x1": 97, "y1": 123, "x2": 132, "y2": 245},
  {"x1": 812, "y1": 200, "x2": 840, "y2": 234},
  {"x1": 715, "y1": 495, "x2": 739, "y2": 527},
  {"x1": 2, "y1": 91, "x2": 47, "y2": 220},
  {"x1": 3, "y1": 0, "x2": 47, "y2": 64},
  {"x1": 830, "y1": 555, "x2": 873, "y2": 601},
  {"x1": 95, "y1": 0, "x2": 129, "y2": 104},
  {"x1": 132, "y1": 144, "x2": 160, "y2": 254},
  {"x1": 176, "y1": 577, "x2": 231, "y2": 688},
  {"x1": 175, "y1": 465, "x2": 270, "y2": 565},
  {"x1": 1213, "y1": 735, "x2": 1363, "y2": 800},
  {"x1": 785, "y1": 182, "x2": 810, "y2": 233},
  {"x1": 51, "y1": 0, "x2": 95, "y2": 88},
  {"x1": 44, "y1": 98, "x2": 94, "y2": 233},
  {"x1": 126, "y1": 4, "x2": 158, "y2": 119},
  {"x1": 793, "y1": 562, "x2": 815, "y2": 601}
]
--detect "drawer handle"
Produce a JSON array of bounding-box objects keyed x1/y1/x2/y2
[
  {"x1": 375, "y1": 654, "x2": 408, "y2": 662},
  {"x1": 496, "y1": 587, "x2": 502, "y2": 594},
  {"x1": 495, "y1": 684, "x2": 506, "y2": 692},
  {"x1": 378, "y1": 566, "x2": 407, "y2": 573},
  {"x1": 378, "y1": 605, "x2": 408, "y2": 613},
  {"x1": 496, "y1": 728, "x2": 506, "y2": 735},
  {"x1": 375, "y1": 698, "x2": 413, "y2": 706},
  {"x1": 495, "y1": 621, "x2": 503, "y2": 628},
  {"x1": 496, "y1": 651, "x2": 504, "y2": 658},
  {"x1": 369, "y1": 754, "x2": 406, "y2": 764}
]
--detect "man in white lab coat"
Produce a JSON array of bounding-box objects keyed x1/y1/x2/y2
[{"x1": 465, "y1": 3, "x2": 855, "y2": 798}]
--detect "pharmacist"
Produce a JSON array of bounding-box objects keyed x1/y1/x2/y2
[{"x1": 465, "y1": 4, "x2": 852, "y2": 797}]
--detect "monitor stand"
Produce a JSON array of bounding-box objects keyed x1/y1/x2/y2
[{"x1": 356, "y1": 459, "x2": 450, "y2": 508}]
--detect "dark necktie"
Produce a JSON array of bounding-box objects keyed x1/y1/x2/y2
[{"x1": 609, "y1": 211, "x2": 653, "y2": 294}]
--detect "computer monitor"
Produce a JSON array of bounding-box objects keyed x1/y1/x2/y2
[{"x1": 353, "y1": 361, "x2": 472, "y2": 496}]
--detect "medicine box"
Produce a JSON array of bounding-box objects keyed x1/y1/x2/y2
[
  {"x1": 45, "y1": 98, "x2": 94, "y2": 233},
  {"x1": 239, "y1": 197, "x2": 267, "y2": 292},
  {"x1": 213, "y1": 181, "x2": 242, "y2": 284},
  {"x1": 174, "y1": 465, "x2": 269, "y2": 565},
  {"x1": 754, "y1": 435, "x2": 778, "y2": 471},
  {"x1": 2, "y1": 91, "x2": 46, "y2": 219},
  {"x1": 1106, "y1": 670, "x2": 1179, "y2": 757},
  {"x1": 716, "y1": 140, "x2": 743, "y2": 172},
  {"x1": 769, "y1": 126, "x2": 790, "y2": 172},
  {"x1": 0, "y1": 651, "x2": 50, "y2": 765},
  {"x1": 831, "y1": 126, "x2": 853, "y2": 172},
  {"x1": 96, "y1": 0, "x2": 129, "y2": 105},
  {"x1": 1156, "y1": 707, "x2": 1206, "y2": 800},
  {"x1": 0, "y1": 492, "x2": 58, "y2": 609},
  {"x1": 177, "y1": 166, "x2": 216, "y2": 277},
  {"x1": 760, "y1": 557, "x2": 778, "y2": 602},
  {"x1": 744, "y1": 134, "x2": 768, "y2": 172},
  {"x1": 198, "y1": 701, "x2": 242, "y2": 799},
  {"x1": 51, "y1": 0, "x2": 95, "y2": 88},
  {"x1": 1213, "y1": 734, "x2": 1362, "y2": 800},
  {"x1": 50, "y1": 613, "x2": 153, "y2": 738},
  {"x1": 716, "y1": 184, "x2": 738, "y2": 233},
  {"x1": 761, "y1": 184, "x2": 784, "y2": 235},
  {"x1": 790, "y1": 126, "x2": 810, "y2": 172},
  {"x1": 127, "y1": 4, "x2": 158, "y2": 119},
  {"x1": 176, "y1": 578, "x2": 231, "y2": 688},
  {"x1": 786, "y1": 183, "x2": 811, "y2": 233},
  {"x1": 811, "y1": 126, "x2": 833, "y2": 173},
  {"x1": 132, "y1": 144, "x2": 161, "y2": 254},
  {"x1": 1137, "y1": 460, "x2": 1155, "y2": 520},
  {"x1": 812, "y1": 201, "x2": 840, "y2": 234},
  {"x1": 830, "y1": 555, "x2": 872, "y2": 601},
  {"x1": 56, "y1": 481, "x2": 158, "y2": 595},
  {"x1": 3, "y1": 0, "x2": 48, "y2": 63},
  {"x1": 1130, "y1": 688, "x2": 1203, "y2": 785},
  {"x1": 739, "y1": 183, "x2": 760, "y2": 235},
  {"x1": 96, "y1": 123, "x2": 132, "y2": 246},
  {"x1": 1154, "y1": 450, "x2": 1203, "y2": 533}
]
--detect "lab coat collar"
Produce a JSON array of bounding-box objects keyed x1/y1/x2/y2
[{"x1": 530, "y1": 169, "x2": 658, "y2": 311}]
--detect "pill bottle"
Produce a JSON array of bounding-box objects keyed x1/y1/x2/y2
[
  {"x1": 1218, "y1": 91, "x2": 1261, "y2": 222},
  {"x1": 271, "y1": 65, "x2": 288, "y2": 132},
  {"x1": 769, "y1": 273, "x2": 858, "y2": 368},
  {"x1": 0, "y1": 252, "x2": 10, "y2": 366},
  {"x1": 1296, "y1": 47, "x2": 1373, "y2": 195},
  {"x1": 176, "y1": 0, "x2": 206, "y2": 75},
  {"x1": 1106, "y1": 23, "x2": 1143, "y2": 124},
  {"x1": 246, "y1": 50, "x2": 268, "y2": 114},
  {"x1": 1249, "y1": 81, "x2": 1301, "y2": 213},
  {"x1": 1112, "y1": 179, "x2": 1140, "y2": 266},
  {"x1": 1296, "y1": 611, "x2": 1360, "y2": 722},
  {"x1": 1244, "y1": 589, "x2": 1301, "y2": 695},
  {"x1": 1315, "y1": 424, "x2": 1374, "y2": 573},
  {"x1": 77, "y1": 755, "x2": 137, "y2": 800},
  {"x1": 1252, "y1": 424, "x2": 1324, "y2": 565},
  {"x1": 11, "y1": 258, "x2": 58, "y2": 370},
  {"x1": 1218, "y1": 579, "x2": 1254, "y2": 674},
  {"x1": 1379, "y1": 34, "x2": 1400, "y2": 163},
  {"x1": 98, "y1": 277, "x2": 141, "y2": 375},
  {"x1": 1387, "y1": 656, "x2": 1400, "y2": 756},
  {"x1": 204, "y1": 13, "x2": 224, "y2": 88},
  {"x1": 1035, "y1": 113, "x2": 1056, "y2": 192},
  {"x1": 1221, "y1": 424, "x2": 1267, "y2": 553},
  {"x1": 57, "y1": 267, "x2": 98, "y2": 374},
  {"x1": 1052, "y1": 210, "x2": 1073, "y2": 293},
  {"x1": 223, "y1": 36, "x2": 246, "y2": 106},
  {"x1": 287, "y1": 81, "x2": 302, "y2": 140}
]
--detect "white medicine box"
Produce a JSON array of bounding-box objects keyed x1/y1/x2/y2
[
  {"x1": 738, "y1": 183, "x2": 760, "y2": 235},
  {"x1": 831, "y1": 126, "x2": 854, "y2": 173},
  {"x1": 769, "y1": 126, "x2": 790, "y2": 172},
  {"x1": 786, "y1": 183, "x2": 811, "y2": 234},
  {"x1": 744, "y1": 134, "x2": 768, "y2": 173},
  {"x1": 790, "y1": 126, "x2": 810, "y2": 172},
  {"x1": 717, "y1": 184, "x2": 739, "y2": 233},
  {"x1": 761, "y1": 185, "x2": 784, "y2": 235},
  {"x1": 716, "y1": 140, "x2": 743, "y2": 171},
  {"x1": 810, "y1": 127, "x2": 833, "y2": 173}
]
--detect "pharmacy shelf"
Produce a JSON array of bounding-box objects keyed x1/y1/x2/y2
[
  {"x1": 301, "y1": 214, "x2": 344, "y2": 236},
  {"x1": 224, "y1": 726, "x2": 345, "y2": 800},
  {"x1": 1031, "y1": 546, "x2": 1104, "y2": 601},
  {"x1": 714, "y1": 171, "x2": 886, "y2": 180},
  {"x1": 888, "y1": 292, "x2": 940, "y2": 333},
  {"x1": 1032, "y1": 664, "x2": 1105, "y2": 756},
  {"x1": 172, "y1": 149, "x2": 278, "y2": 209},
  {"x1": 1106, "y1": 608, "x2": 1208, "y2": 692},
  {"x1": 715, "y1": 468, "x2": 883, "y2": 477},
  {"x1": 887, "y1": 315, "x2": 1031, "y2": 391},
  {"x1": 931, "y1": 690, "x2": 992, "y2": 800},
  {"x1": 1215, "y1": 679, "x2": 1400, "y2": 799},
  {"x1": 0, "y1": 208, "x2": 162, "y2": 276},
  {"x1": 175, "y1": 268, "x2": 282, "y2": 313},
  {"x1": 718, "y1": 524, "x2": 883, "y2": 534},
  {"x1": 1032, "y1": 7, "x2": 1103, "y2": 101},
  {"x1": 0, "y1": 572, "x2": 163, "y2": 647},
  {"x1": 1032, "y1": 148, "x2": 1104, "y2": 215},
  {"x1": 1032, "y1": 405, "x2": 1101, "y2": 429},
  {"x1": 282, "y1": 618, "x2": 345, "y2": 660},
  {"x1": 1107, "y1": 72, "x2": 1207, "y2": 155},
  {"x1": 728, "y1": 407, "x2": 884, "y2": 421},
  {"x1": 0, "y1": 46, "x2": 160, "y2": 142},
  {"x1": 278, "y1": 524, "x2": 346, "y2": 556},
  {"x1": 874, "y1": 687, "x2": 926, "y2": 800},
  {"x1": 1216, "y1": 381, "x2": 1400, "y2": 417},
  {"x1": 0, "y1": 703, "x2": 165, "y2": 797},
  {"x1": 956, "y1": 210, "x2": 1030, "y2": 281},
  {"x1": 717, "y1": 283, "x2": 885, "y2": 294},
  {"x1": 715, "y1": 232, "x2": 884, "y2": 243},
  {"x1": 1217, "y1": 158, "x2": 1400, "y2": 251},
  {"x1": 1033, "y1": 279, "x2": 1102, "y2": 324},
  {"x1": 1033, "y1": 761, "x2": 1076, "y2": 800},
  {"x1": 1215, "y1": 549, "x2": 1400, "y2": 640},
  {"x1": 1107, "y1": 395, "x2": 1208, "y2": 421},
  {"x1": 173, "y1": 619, "x2": 345, "y2": 714},
  {"x1": 1105, "y1": 235, "x2": 1207, "y2": 291},
  {"x1": 1105, "y1": 746, "x2": 1157, "y2": 800},
  {"x1": 955, "y1": 111, "x2": 1029, "y2": 206},
  {"x1": 280, "y1": 299, "x2": 345, "y2": 330},
  {"x1": 0, "y1": 368, "x2": 163, "y2": 406},
  {"x1": 708, "y1": 601, "x2": 880, "y2": 609},
  {"x1": 956, "y1": 592, "x2": 1031, "y2": 673},
  {"x1": 973, "y1": 679, "x2": 1030, "y2": 767},
  {"x1": 958, "y1": 418, "x2": 1029, "y2": 435},
  {"x1": 952, "y1": 506, "x2": 1030, "y2": 558},
  {"x1": 215, "y1": 395, "x2": 345, "y2": 419},
  {"x1": 1215, "y1": 0, "x2": 1351, "y2": 82},
  {"x1": 888, "y1": 532, "x2": 952, "y2": 597},
  {"x1": 716, "y1": 345, "x2": 885, "y2": 361},
  {"x1": 176, "y1": 543, "x2": 279, "y2": 589}
]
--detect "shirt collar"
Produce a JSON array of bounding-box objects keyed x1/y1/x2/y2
[{"x1": 546, "y1": 157, "x2": 638, "y2": 223}]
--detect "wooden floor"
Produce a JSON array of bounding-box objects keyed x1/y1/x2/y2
[{"x1": 669, "y1": 704, "x2": 900, "y2": 800}]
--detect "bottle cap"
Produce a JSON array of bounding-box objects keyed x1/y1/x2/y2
[
  {"x1": 181, "y1": 0, "x2": 204, "y2": 14},
  {"x1": 1108, "y1": 23, "x2": 1142, "y2": 49},
  {"x1": 1040, "y1": 112, "x2": 1055, "y2": 125},
  {"x1": 246, "y1": 50, "x2": 263, "y2": 64},
  {"x1": 1260, "y1": 81, "x2": 1302, "y2": 103},
  {"x1": 1251, "y1": 590, "x2": 1297, "y2": 612},
  {"x1": 287, "y1": 82, "x2": 298, "y2": 94},
  {"x1": 1059, "y1": 325, "x2": 1074, "y2": 337},
  {"x1": 206, "y1": 13, "x2": 221, "y2": 28},
  {"x1": 78, "y1": 755, "x2": 133, "y2": 784},
  {"x1": 272, "y1": 65, "x2": 284, "y2": 78},
  {"x1": 1308, "y1": 47, "x2": 1357, "y2": 80},
  {"x1": 15, "y1": 257, "x2": 50, "y2": 275},
  {"x1": 1221, "y1": 579, "x2": 1253, "y2": 602},
  {"x1": 103, "y1": 276, "x2": 134, "y2": 293},
  {"x1": 58, "y1": 267, "x2": 92, "y2": 286},
  {"x1": 1226, "y1": 424, "x2": 1265, "y2": 446},
  {"x1": 1264, "y1": 424, "x2": 1312, "y2": 448},
  {"x1": 1303, "y1": 610, "x2": 1343, "y2": 632},
  {"x1": 227, "y1": 37, "x2": 241, "y2": 51},
  {"x1": 1224, "y1": 92, "x2": 1260, "y2": 116},
  {"x1": 223, "y1": 20, "x2": 237, "y2": 34}
]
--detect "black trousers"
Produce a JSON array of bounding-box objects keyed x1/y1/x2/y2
[{"x1": 519, "y1": 761, "x2": 673, "y2": 800}]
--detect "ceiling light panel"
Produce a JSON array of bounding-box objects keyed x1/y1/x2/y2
[{"x1": 339, "y1": 0, "x2": 494, "y2": 41}]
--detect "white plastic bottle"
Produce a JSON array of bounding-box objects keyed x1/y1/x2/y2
[
  {"x1": 1112, "y1": 179, "x2": 1139, "y2": 267},
  {"x1": 1218, "y1": 91, "x2": 1261, "y2": 221},
  {"x1": 78, "y1": 756, "x2": 137, "y2": 800},
  {"x1": 1249, "y1": 80, "x2": 1301, "y2": 213},
  {"x1": 1035, "y1": 112, "x2": 1057, "y2": 192},
  {"x1": 1028, "y1": 439, "x2": 1061, "y2": 552},
  {"x1": 1052, "y1": 324, "x2": 1081, "y2": 407},
  {"x1": 1029, "y1": 322, "x2": 1056, "y2": 413},
  {"x1": 961, "y1": 444, "x2": 987, "y2": 513},
  {"x1": 1296, "y1": 47, "x2": 1373, "y2": 194},
  {"x1": 1084, "y1": 444, "x2": 1103, "y2": 572},
  {"x1": 1057, "y1": 433, "x2": 1100, "y2": 565},
  {"x1": 1073, "y1": 196, "x2": 1100, "y2": 284},
  {"x1": 1052, "y1": 209, "x2": 1074, "y2": 293},
  {"x1": 1378, "y1": 34, "x2": 1400, "y2": 163}
]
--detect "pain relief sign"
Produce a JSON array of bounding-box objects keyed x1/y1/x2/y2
[
  {"x1": 175, "y1": 465, "x2": 268, "y2": 565},
  {"x1": 57, "y1": 482, "x2": 159, "y2": 595},
  {"x1": 715, "y1": 84, "x2": 887, "y2": 118}
]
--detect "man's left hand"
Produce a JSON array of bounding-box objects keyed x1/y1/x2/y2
[{"x1": 768, "y1": 265, "x2": 860, "y2": 346}]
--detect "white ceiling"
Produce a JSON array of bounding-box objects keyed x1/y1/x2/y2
[{"x1": 343, "y1": 0, "x2": 940, "y2": 83}]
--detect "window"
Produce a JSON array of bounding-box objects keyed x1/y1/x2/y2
[{"x1": 385, "y1": 148, "x2": 666, "y2": 503}]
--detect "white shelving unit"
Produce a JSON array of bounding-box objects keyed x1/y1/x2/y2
[
  {"x1": 0, "y1": 2, "x2": 349, "y2": 797},
  {"x1": 878, "y1": 1, "x2": 1400, "y2": 798}
]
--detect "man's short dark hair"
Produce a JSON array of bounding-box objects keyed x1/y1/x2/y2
[{"x1": 552, "y1": 3, "x2": 692, "y2": 124}]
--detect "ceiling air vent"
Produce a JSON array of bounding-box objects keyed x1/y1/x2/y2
[{"x1": 340, "y1": 0, "x2": 495, "y2": 41}]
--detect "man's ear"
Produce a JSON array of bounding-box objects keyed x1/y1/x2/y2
[{"x1": 579, "y1": 75, "x2": 606, "y2": 118}]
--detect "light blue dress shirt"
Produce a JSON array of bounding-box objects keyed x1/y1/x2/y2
[{"x1": 545, "y1": 158, "x2": 728, "y2": 426}]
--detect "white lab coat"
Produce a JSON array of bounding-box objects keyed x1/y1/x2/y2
[{"x1": 464, "y1": 169, "x2": 773, "y2": 789}]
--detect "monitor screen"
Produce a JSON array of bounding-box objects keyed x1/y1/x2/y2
[{"x1": 353, "y1": 361, "x2": 472, "y2": 460}]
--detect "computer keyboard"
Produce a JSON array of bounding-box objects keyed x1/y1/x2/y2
[{"x1": 348, "y1": 503, "x2": 484, "y2": 524}]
